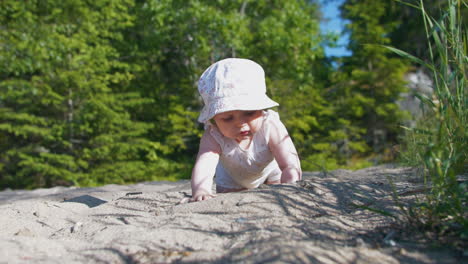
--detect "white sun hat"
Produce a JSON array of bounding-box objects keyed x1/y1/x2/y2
[{"x1": 197, "y1": 58, "x2": 279, "y2": 123}]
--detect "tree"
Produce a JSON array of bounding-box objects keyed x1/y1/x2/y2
[
  {"x1": 335, "y1": 0, "x2": 410, "y2": 157},
  {"x1": 0, "y1": 0, "x2": 175, "y2": 189}
]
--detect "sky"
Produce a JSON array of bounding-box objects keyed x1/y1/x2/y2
[{"x1": 320, "y1": 0, "x2": 351, "y2": 57}]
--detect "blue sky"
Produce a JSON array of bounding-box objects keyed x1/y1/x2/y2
[{"x1": 320, "y1": 0, "x2": 351, "y2": 57}]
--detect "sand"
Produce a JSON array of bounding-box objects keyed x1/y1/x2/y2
[{"x1": 0, "y1": 165, "x2": 463, "y2": 263}]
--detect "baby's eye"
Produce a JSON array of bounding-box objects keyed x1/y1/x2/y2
[
  {"x1": 245, "y1": 111, "x2": 257, "y2": 116},
  {"x1": 222, "y1": 116, "x2": 233, "y2": 122}
]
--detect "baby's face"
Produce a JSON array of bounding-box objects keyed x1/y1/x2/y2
[{"x1": 213, "y1": 110, "x2": 263, "y2": 143}]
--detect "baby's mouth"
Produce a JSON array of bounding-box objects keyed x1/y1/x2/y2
[{"x1": 239, "y1": 131, "x2": 250, "y2": 136}]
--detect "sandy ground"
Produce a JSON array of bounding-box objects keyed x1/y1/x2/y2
[{"x1": 0, "y1": 165, "x2": 464, "y2": 264}]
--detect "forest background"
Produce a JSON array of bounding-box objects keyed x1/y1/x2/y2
[{"x1": 0, "y1": 0, "x2": 465, "y2": 189}]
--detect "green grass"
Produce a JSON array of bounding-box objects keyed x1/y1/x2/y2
[{"x1": 390, "y1": 0, "x2": 467, "y2": 248}]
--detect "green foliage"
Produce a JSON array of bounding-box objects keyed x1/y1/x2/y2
[
  {"x1": 389, "y1": 0, "x2": 468, "y2": 60},
  {"x1": 334, "y1": 0, "x2": 410, "y2": 160},
  {"x1": 394, "y1": 0, "x2": 467, "y2": 246},
  {"x1": 0, "y1": 0, "x2": 177, "y2": 189}
]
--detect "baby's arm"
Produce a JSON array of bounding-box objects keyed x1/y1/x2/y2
[
  {"x1": 190, "y1": 130, "x2": 221, "y2": 202},
  {"x1": 268, "y1": 119, "x2": 302, "y2": 183}
]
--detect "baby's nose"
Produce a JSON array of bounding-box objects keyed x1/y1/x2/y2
[{"x1": 236, "y1": 119, "x2": 247, "y2": 127}]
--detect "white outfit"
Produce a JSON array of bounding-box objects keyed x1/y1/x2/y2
[{"x1": 206, "y1": 110, "x2": 282, "y2": 189}]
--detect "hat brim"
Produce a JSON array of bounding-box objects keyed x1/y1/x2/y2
[{"x1": 198, "y1": 94, "x2": 278, "y2": 123}]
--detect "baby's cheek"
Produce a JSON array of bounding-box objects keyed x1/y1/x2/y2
[
  {"x1": 250, "y1": 119, "x2": 263, "y2": 133},
  {"x1": 217, "y1": 125, "x2": 232, "y2": 138}
]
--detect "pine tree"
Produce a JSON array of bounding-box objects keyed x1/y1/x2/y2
[
  {"x1": 337, "y1": 0, "x2": 410, "y2": 156},
  {"x1": 0, "y1": 0, "x2": 174, "y2": 189}
]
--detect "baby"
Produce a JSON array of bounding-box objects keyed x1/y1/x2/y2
[{"x1": 190, "y1": 58, "x2": 301, "y2": 202}]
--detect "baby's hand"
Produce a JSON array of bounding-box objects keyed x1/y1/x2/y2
[
  {"x1": 191, "y1": 193, "x2": 216, "y2": 202},
  {"x1": 178, "y1": 192, "x2": 216, "y2": 204}
]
